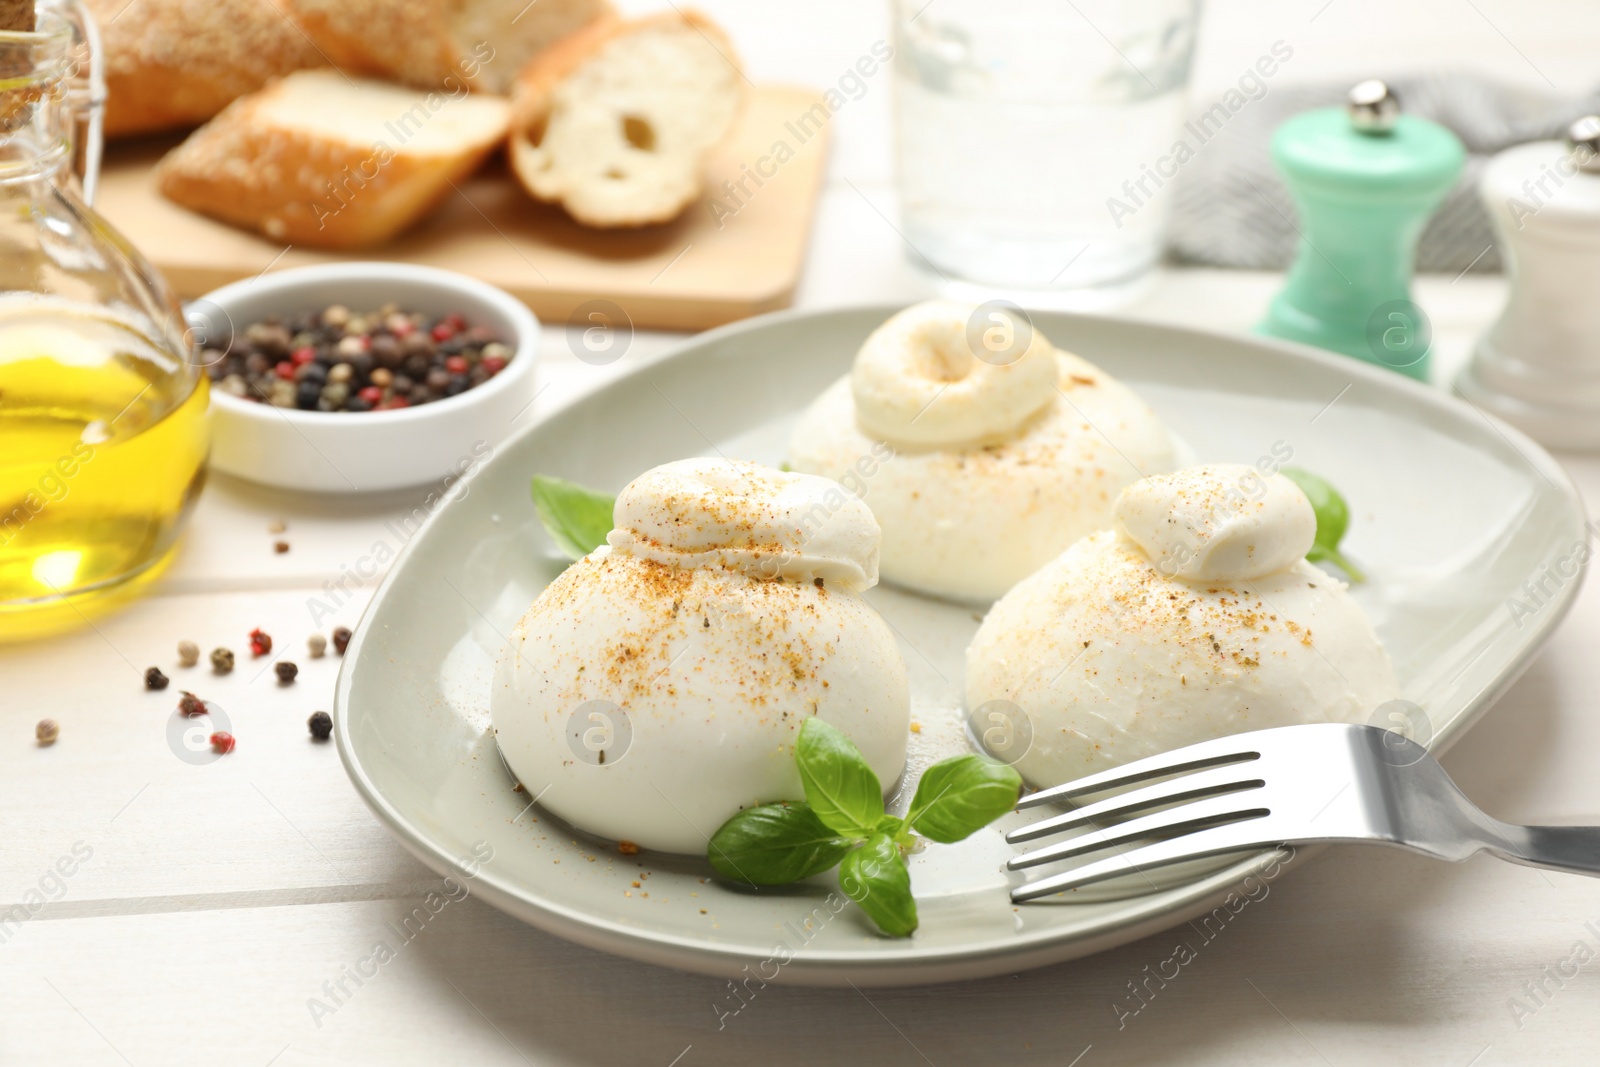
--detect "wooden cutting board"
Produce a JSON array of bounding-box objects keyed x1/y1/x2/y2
[{"x1": 95, "y1": 85, "x2": 830, "y2": 331}]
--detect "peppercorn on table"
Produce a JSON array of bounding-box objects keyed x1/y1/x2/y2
[{"x1": 8, "y1": 2, "x2": 1600, "y2": 1065}]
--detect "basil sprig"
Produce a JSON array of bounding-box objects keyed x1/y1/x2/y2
[
  {"x1": 1281, "y1": 467, "x2": 1364, "y2": 582},
  {"x1": 530, "y1": 475, "x2": 616, "y2": 560},
  {"x1": 706, "y1": 718, "x2": 1022, "y2": 937}
]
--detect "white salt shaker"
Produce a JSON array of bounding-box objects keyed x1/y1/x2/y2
[{"x1": 1457, "y1": 117, "x2": 1600, "y2": 449}]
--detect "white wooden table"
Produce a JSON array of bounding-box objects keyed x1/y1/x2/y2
[{"x1": 7, "y1": 2, "x2": 1600, "y2": 1064}]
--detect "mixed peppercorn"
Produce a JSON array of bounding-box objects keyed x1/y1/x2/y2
[
  {"x1": 71, "y1": 630, "x2": 357, "y2": 754},
  {"x1": 206, "y1": 304, "x2": 513, "y2": 413}
]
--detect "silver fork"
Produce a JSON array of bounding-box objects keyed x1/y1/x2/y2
[{"x1": 1005, "y1": 722, "x2": 1600, "y2": 903}]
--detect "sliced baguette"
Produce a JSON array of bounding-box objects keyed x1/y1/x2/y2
[
  {"x1": 157, "y1": 71, "x2": 511, "y2": 249},
  {"x1": 283, "y1": 0, "x2": 611, "y2": 95},
  {"x1": 85, "y1": 0, "x2": 325, "y2": 137},
  {"x1": 508, "y1": 10, "x2": 746, "y2": 228}
]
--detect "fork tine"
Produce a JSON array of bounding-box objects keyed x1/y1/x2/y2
[
  {"x1": 1005, "y1": 764, "x2": 1268, "y2": 844},
  {"x1": 1017, "y1": 734, "x2": 1265, "y2": 810},
  {"x1": 1011, "y1": 822, "x2": 1288, "y2": 902},
  {"x1": 1007, "y1": 794, "x2": 1270, "y2": 871}
]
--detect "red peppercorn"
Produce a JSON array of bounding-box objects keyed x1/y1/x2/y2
[
  {"x1": 291, "y1": 346, "x2": 317, "y2": 365},
  {"x1": 273, "y1": 361, "x2": 296, "y2": 380},
  {"x1": 444, "y1": 312, "x2": 466, "y2": 330},
  {"x1": 389, "y1": 319, "x2": 415, "y2": 338},
  {"x1": 481, "y1": 355, "x2": 507, "y2": 376},
  {"x1": 444, "y1": 355, "x2": 469, "y2": 375},
  {"x1": 248, "y1": 628, "x2": 272, "y2": 657},
  {"x1": 357, "y1": 385, "x2": 383, "y2": 405},
  {"x1": 384, "y1": 396, "x2": 410, "y2": 409},
  {"x1": 178, "y1": 691, "x2": 206, "y2": 717},
  {"x1": 210, "y1": 731, "x2": 236, "y2": 755},
  {"x1": 430, "y1": 323, "x2": 456, "y2": 342}
]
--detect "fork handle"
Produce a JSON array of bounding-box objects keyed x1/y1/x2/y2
[{"x1": 1484, "y1": 824, "x2": 1600, "y2": 877}]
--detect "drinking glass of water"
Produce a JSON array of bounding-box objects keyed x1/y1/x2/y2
[{"x1": 893, "y1": 0, "x2": 1200, "y2": 306}]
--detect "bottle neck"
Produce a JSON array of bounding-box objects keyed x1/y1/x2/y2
[{"x1": 0, "y1": 14, "x2": 77, "y2": 185}]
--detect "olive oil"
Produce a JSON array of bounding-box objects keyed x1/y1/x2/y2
[{"x1": 0, "y1": 307, "x2": 209, "y2": 641}]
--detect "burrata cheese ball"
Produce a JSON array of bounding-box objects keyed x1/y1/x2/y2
[
  {"x1": 493, "y1": 458, "x2": 911, "y2": 854},
  {"x1": 966, "y1": 465, "x2": 1399, "y2": 787},
  {"x1": 789, "y1": 299, "x2": 1178, "y2": 602}
]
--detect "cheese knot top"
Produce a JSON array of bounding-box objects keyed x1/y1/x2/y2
[
  {"x1": 1113, "y1": 465, "x2": 1317, "y2": 582},
  {"x1": 851, "y1": 300, "x2": 1058, "y2": 448},
  {"x1": 607, "y1": 458, "x2": 881, "y2": 589}
]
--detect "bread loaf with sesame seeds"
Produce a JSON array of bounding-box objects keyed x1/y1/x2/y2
[
  {"x1": 282, "y1": 0, "x2": 610, "y2": 96},
  {"x1": 85, "y1": 0, "x2": 325, "y2": 137},
  {"x1": 155, "y1": 70, "x2": 511, "y2": 249},
  {"x1": 507, "y1": 9, "x2": 745, "y2": 228}
]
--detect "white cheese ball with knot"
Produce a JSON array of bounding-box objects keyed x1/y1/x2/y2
[
  {"x1": 493, "y1": 459, "x2": 910, "y2": 854},
  {"x1": 790, "y1": 300, "x2": 1179, "y2": 602},
  {"x1": 966, "y1": 465, "x2": 1398, "y2": 787}
]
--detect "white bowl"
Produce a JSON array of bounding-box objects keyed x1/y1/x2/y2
[{"x1": 194, "y1": 263, "x2": 541, "y2": 493}]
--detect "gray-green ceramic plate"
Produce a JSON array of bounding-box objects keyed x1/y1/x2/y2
[{"x1": 334, "y1": 306, "x2": 1586, "y2": 986}]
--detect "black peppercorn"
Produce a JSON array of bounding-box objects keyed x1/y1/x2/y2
[
  {"x1": 308, "y1": 711, "x2": 333, "y2": 741},
  {"x1": 295, "y1": 381, "x2": 322, "y2": 410},
  {"x1": 399, "y1": 333, "x2": 433, "y2": 358},
  {"x1": 247, "y1": 321, "x2": 292, "y2": 357},
  {"x1": 275, "y1": 661, "x2": 299, "y2": 685},
  {"x1": 369, "y1": 334, "x2": 401, "y2": 367},
  {"x1": 332, "y1": 626, "x2": 352, "y2": 655},
  {"x1": 144, "y1": 666, "x2": 169, "y2": 690}
]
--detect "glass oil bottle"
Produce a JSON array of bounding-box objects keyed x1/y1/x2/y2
[{"x1": 0, "y1": 7, "x2": 208, "y2": 641}]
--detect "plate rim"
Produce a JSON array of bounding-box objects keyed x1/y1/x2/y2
[{"x1": 333, "y1": 302, "x2": 1588, "y2": 984}]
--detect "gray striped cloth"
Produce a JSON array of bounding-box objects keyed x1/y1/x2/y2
[{"x1": 1165, "y1": 74, "x2": 1600, "y2": 273}]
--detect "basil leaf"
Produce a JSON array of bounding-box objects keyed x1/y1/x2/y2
[
  {"x1": 838, "y1": 834, "x2": 917, "y2": 937},
  {"x1": 1280, "y1": 467, "x2": 1364, "y2": 583},
  {"x1": 706, "y1": 802, "x2": 854, "y2": 886},
  {"x1": 796, "y1": 718, "x2": 884, "y2": 838},
  {"x1": 907, "y1": 754, "x2": 1023, "y2": 844},
  {"x1": 531, "y1": 475, "x2": 615, "y2": 560}
]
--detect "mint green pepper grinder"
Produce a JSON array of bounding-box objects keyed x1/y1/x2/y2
[{"x1": 1258, "y1": 81, "x2": 1465, "y2": 381}]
